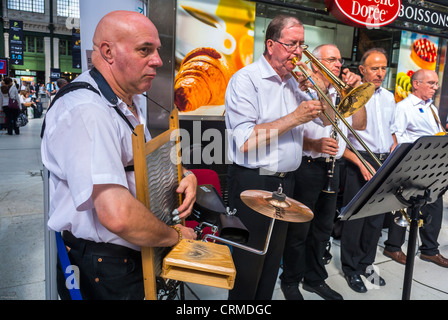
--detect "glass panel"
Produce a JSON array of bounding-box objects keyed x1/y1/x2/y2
[{"x1": 57, "y1": 0, "x2": 80, "y2": 18}]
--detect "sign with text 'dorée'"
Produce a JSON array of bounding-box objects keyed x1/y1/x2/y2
[{"x1": 325, "y1": 0, "x2": 401, "y2": 29}]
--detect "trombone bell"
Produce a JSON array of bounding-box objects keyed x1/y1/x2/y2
[
  {"x1": 338, "y1": 82, "x2": 375, "y2": 118},
  {"x1": 291, "y1": 49, "x2": 375, "y2": 118}
]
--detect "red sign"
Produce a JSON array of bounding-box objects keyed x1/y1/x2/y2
[
  {"x1": 325, "y1": 0, "x2": 401, "y2": 28},
  {"x1": 0, "y1": 58, "x2": 7, "y2": 76}
]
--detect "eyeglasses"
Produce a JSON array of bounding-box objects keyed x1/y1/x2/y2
[
  {"x1": 418, "y1": 80, "x2": 439, "y2": 88},
  {"x1": 321, "y1": 57, "x2": 345, "y2": 65},
  {"x1": 274, "y1": 40, "x2": 302, "y2": 53}
]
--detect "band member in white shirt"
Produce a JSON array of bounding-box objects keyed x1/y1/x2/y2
[
  {"x1": 225, "y1": 15, "x2": 328, "y2": 300},
  {"x1": 386, "y1": 68, "x2": 448, "y2": 268},
  {"x1": 340, "y1": 48, "x2": 396, "y2": 293}
]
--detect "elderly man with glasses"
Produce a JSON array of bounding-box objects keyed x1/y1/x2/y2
[
  {"x1": 280, "y1": 44, "x2": 366, "y2": 300},
  {"x1": 387, "y1": 68, "x2": 448, "y2": 269},
  {"x1": 225, "y1": 14, "x2": 332, "y2": 300}
]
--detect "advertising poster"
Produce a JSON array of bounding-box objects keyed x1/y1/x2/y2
[
  {"x1": 174, "y1": 0, "x2": 255, "y2": 116},
  {"x1": 72, "y1": 28, "x2": 81, "y2": 69},
  {"x1": 395, "y1": 30, "x2": 439, "y2": 103},
  {"x1": 0, "y1": 58, "x2": 8, "y2": 76},
  {"x1": 9, "y1": 20, "x2": 24, "y2": 66}
]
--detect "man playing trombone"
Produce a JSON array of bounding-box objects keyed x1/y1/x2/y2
[
  {"x1": 280, "y1": 44, "x2": 366, "y2": 300},
  {"x1": 225, "y1": 15, "x2": 330, "y2": 300}
]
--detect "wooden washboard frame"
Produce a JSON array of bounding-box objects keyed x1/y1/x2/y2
[{"x1": 132, "y1": 108, "x2": 182, "y2": 300}]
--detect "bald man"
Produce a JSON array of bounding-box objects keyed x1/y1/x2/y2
[
  {"x1": 387, "y1": 69, "x2": 448, "y2": 268},
  {"x1": 41, "y1": 11, "x2": 197, "y2": 300}
]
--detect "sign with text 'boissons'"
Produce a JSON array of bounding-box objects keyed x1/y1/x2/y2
[{"x1": 325, "y1": 0, "x2": 401, "y2": 28}]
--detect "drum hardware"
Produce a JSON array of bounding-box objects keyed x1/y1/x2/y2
[
  {"x1": 199, "y1": 185, "x2": 313, "y2": 255},
  {"x1": 162, "y1": 184, "x2": 312, "y2": 290},
  {"x1": 292, "y1": 46, "x2": 417, "y2": 228}
]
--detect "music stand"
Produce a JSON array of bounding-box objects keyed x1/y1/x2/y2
[{"x1": 339, "y1": 135, "x2": 448, "y2": 300}]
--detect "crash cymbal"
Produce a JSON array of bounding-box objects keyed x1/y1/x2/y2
[{"x1": 240, "y1": 189, "x2": 313, "y2": 223}]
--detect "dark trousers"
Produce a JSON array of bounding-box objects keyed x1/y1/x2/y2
[
  {"x1": 227, "y1": 164, "x2": 294, "y2": 300},
  {"x1": 281, "y1": 157, "x2": 340, "y2": 286},
  {"x1": 3, "y1": 106, "x2": 20, "y2": 135},
  {"x1": 385, "y1": 197, "x2": 443, "y2": 256},
  {"x1": 57, "y1": 231, "x2": 144, "y2": 300},
  {"x1": 340, "y1": 152, "x2": 386, "y2": 276}
]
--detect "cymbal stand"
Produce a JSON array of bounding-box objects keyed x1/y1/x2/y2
[{"x1": 201, "y1": 219, "x2": 275, "y2": 255}]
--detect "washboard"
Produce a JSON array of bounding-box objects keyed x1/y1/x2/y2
[{"x1": 132, "y1": 109, "x2": 182, "y2": 300}]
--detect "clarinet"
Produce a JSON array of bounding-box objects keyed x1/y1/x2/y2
[{"x1": 322, "y1": 95, "x2": 340, "y2": 194}]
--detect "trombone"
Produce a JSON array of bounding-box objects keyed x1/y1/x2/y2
[
  {"x1": 291, "y1": 45, "x2": 414, "y2": 227},
  {"x1": 291, "y1": 46, "x2": 376, "y2": 175}
]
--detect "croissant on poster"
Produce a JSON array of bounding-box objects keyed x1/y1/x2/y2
[{"x1": 174, "y1": 47, "x2": 234, "y2": 112}]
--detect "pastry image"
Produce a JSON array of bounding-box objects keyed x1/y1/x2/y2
[
  {"x1": 410, "y1": 38, "x2": 437, "y2": 69},
  {"x1": 174, "y1": 47, "x2": 234, "y2": 112}
]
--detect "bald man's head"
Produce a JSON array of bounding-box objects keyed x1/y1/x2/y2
[
  {"x1": 90, "y1": 11, "x2": 163, "y2": 102},
  {"x1": 92, "y1": 11, "x2": 157, "y2": 64},
  {"x1": 410, "y1": 69, "x2": 439, "y2": 101}
]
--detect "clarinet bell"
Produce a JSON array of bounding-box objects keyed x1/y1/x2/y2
[
  {"x1": 322, "y1": 168, "x2": 336, "y2": 193},
  {"x1": 322, "y1": 180, "x2": 335, "y2": 194}
]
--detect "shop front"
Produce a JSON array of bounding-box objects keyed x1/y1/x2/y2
[{"x1": 143, "y1": 0, "x2": 447, "y2": 191}]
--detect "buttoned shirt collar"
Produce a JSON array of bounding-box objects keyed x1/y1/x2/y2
[{"x1": 408, "y1": 93, "x2": 433, "y2": 107}]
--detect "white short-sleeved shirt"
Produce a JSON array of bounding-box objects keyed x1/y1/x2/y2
[
  {"x1": 41, "y1": 70, "x2": 151, "y2": 251},
  {"x1": 225, "y1": 55, "x2": 313, "y2": 173},
  {"x1": 348, "y1": 87, "x2": 395, "y2": 153},
  {"x1": 392, "y1": 93, "x2": 443, "y2": 144}
]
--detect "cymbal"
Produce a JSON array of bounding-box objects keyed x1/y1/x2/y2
[{"x1": 240, "y1": 190, "x2": 313, "y2": 223}]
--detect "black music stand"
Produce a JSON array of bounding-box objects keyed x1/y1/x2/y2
[{"x1": 339, "y1": 135, "x2": 448, "y2": 300}]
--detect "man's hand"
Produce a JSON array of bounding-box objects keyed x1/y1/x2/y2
[
  {"x1": 341, "y1": 68, "x2": 361, "y2": 88},
  {"x1": 358, "y1": 160, "x2": 376, "y2": 181},
  {"x1": 176, "y1": 224, "x2": 197, "y2": 240},
  {"x1": 293, "y1": 61, "x2": 327, "y2": 94},
  {"x1": 292, "y1": 100, "x2": 325, "y2": 124},
  {"x1": 315, "y1": 137, "x2": 339, "y2": 156},
  {"x1": 176, "y1": 170, "x2": 197, "y2": 219}
]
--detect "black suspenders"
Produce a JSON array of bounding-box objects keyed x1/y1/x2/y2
[{"x1": 41, "y1": 68, "x2": 139, "y2": 171}]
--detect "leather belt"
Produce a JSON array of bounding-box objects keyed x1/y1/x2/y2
[
  {"x1": 232, "y1": 164, "x2": 291, "y2": 178},
  {"x1": 62, "y1": 231, "x2": 140, "y2": 258},
  {"x1": 358, "y1": 151, "x2": 389, "y2": 161},
  {"x1": 303, "y1": 156, "x2": 339, "y2": 163},
  {"x1": 271, "y1": 171, "x2": 288, "y2": 178}
]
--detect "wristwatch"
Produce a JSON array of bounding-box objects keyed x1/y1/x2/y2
[{"x1": 182, "y1": 170, "x2": 194, "y2": 178}]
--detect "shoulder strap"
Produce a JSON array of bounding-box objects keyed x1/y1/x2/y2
[
  {"x1": 89, "y1": 68, "x2": 137, "y2": 137},
  {"x1": 40, "y1": 81, "x2": 100, "y2": 138},
  {"x1": 41, "y1": 70, "x2": 138, "y2": 171},
  {"x1": 429, "y1": 104, "x2": 446, "y2": 134}
]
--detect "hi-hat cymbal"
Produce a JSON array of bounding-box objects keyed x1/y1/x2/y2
[{"x1": 240, "y1": 190, "x2": 313, "y2": 223}]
